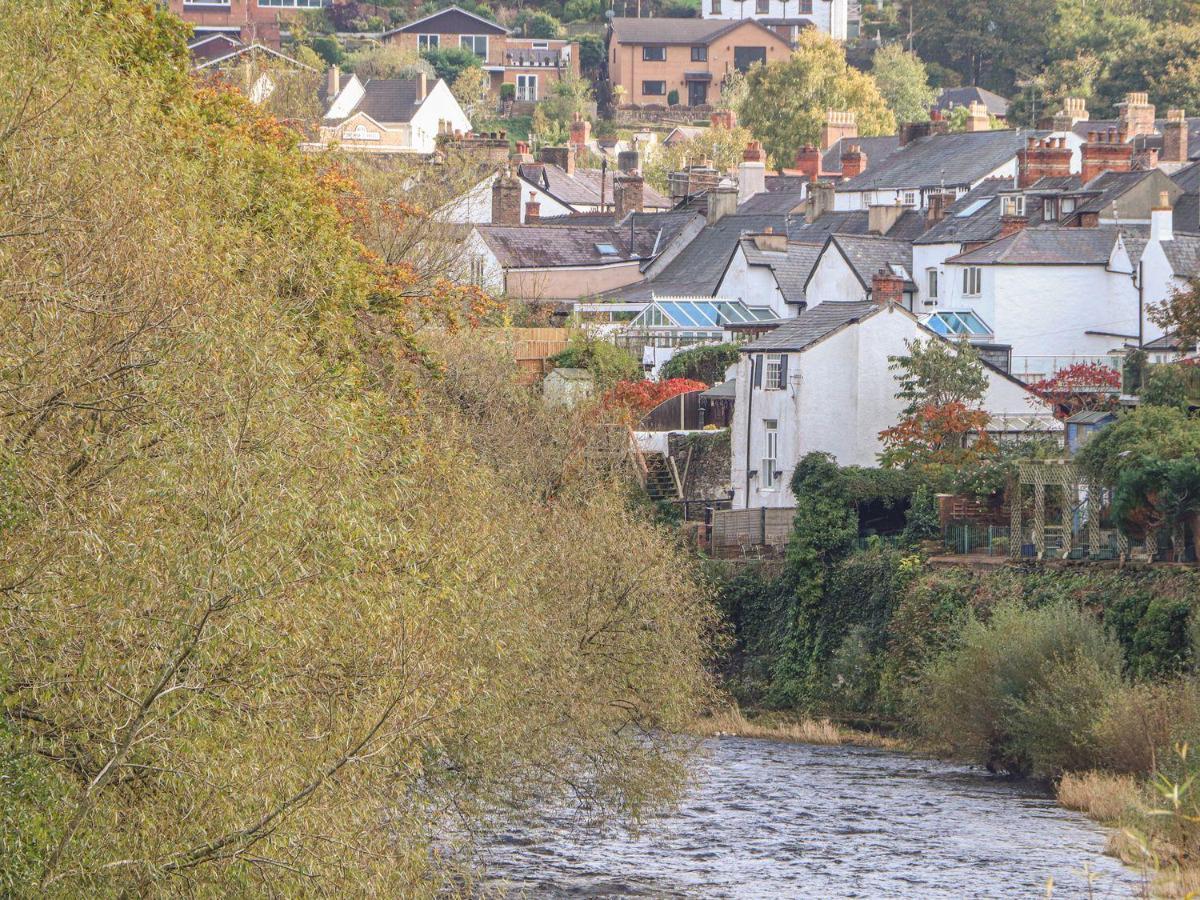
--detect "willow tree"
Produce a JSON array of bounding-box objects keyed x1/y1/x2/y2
[
  {"x1": 737, "y1": 30, "x2": 896, "y2": 165},
  {"x1": 0, "y1": 1, "x2": 716, "y2": 895}
]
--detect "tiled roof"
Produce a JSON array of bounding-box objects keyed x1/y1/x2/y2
[
  {"x1": 517, "y1": 162, "x2": 671, "y2": 209},
  {"x1": 1144, "y1": 331, "x2": 1186, "y2": 351},
  {"x1": 765, "y1": 174, "x2": 809, "y2": 193},
  {"x1": 1072, "y1": 169, "x2": 1154, "y2": 215},
  {"x1": 836, "y1": 129, "x2": 1036, "y2": 193},
  {"x1": 609, "y1": 16, "x2": 780, "y2": 44},
  {"x1": 946, "y1": 226, "x2": 1122, "y2": 266},
  {"x1": 821, "y1": 135, "x2": 902, "y2": 175},
  {"x1": 1172, "y1": 161, "x2": 1200, "y2": 193},
  {"x1": 1161, "y1": 234, "x2": 1200, "y2": 277},
  {"x1": 1071, "y1": 119, "x2": 1200, "y2": 160},
  {"x1": 600, "y1": 213, "x2": 795, "y2": 301},
  {"x1": 914, "y1": 178, "x2": 1014, "y2": 245},
  {"x1": 328, "y1": 78, "x2": 425, "y2": 124},
  {"x1": 738, "y1": 238, "x2": 822, "y2": 304},
  {"x1": 737, "y1": 190, "x2": 807, "y2": 215},
  {"x1": 701, "y1": 378, "x2": 737, "y2": 399},
  {"x1": 383, "y1": 6, "x2": 508, "y2": 36},
  {"x1": 476, "y1": 212, "x2": 696, "y2": 268},
  {"x1": 741, "y1": 301, "x2": 881, "y2": 352},
  {"x1": 789, "y1": 209, "x2": 928, "y2": 243},
  {"x1": 1174, "y1": 194, "x2": 1200, "y2": 233},
  {"x1": 935, "y1": 86, "x2": 1011, "y2": 118},
  {"x1": 824, "y1": 233, "x2": 915, "y2": 288}
]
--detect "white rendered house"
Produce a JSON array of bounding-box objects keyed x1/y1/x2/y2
[{"x1": 701, "y1": 0, "x2": 848, "y2": 41}]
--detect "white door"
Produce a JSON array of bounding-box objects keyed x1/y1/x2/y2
[
  {"x1": 516, "y1": 74, "x2": 538, "y2": 102},
  {"x1": 762, "y1": 420, "x2": 778, "y2": 491}
]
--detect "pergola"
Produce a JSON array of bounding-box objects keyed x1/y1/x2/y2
[{"x1": 1009, "y1": 460, "x2": 1132, "y2": 560}]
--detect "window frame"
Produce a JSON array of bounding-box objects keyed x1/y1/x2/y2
[
  {"x1": 690, "y1": 45, "x2": 708, "y2": 62},
  {"x1": 926, "y1": 267, "x2": 939, "y2": 301},
  {"x1": 762, "y1": 419, "x2": 779, "y2": 491},
  {"x1": 515, "y1": 73, "x2": 538, "y2": 101},
  {"x1": 642, "y1": 45, "x2": 667, "y2": 62},
  {"x1": 710, "y1": 0, "x2": 721, "y2": 11},
  {"x1": 459, "y1": 34, "x2": 488, "y2": 57},
  {"x1": 763, "y1": 353, "x2": 784, "y2": 390},
  {"x1": 641, "y1": 80, "x2": 667, "y2": 97},
  {"x1": 962, "y1": 266, "x2": 982, "y2": 297},
  {"x1": 755, "y1": 0, "x2": 769, "y2": 13},
  {"x1": 417, "y1": 34, "x2": 440, "y2": 49}
]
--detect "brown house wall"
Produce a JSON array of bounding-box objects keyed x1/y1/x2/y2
[
  {"x1": 505, "y1": 263, "x2": 644, "y2": 300},
  {"x1": 386, "y1": 32, "x2": 579, "y2": 97},
  {"x1": 169, "y1": 0, "x2": 305, "y2": 46},
  {"x1": 609, "y1": 21, "x2": 791, "y2": 106}
]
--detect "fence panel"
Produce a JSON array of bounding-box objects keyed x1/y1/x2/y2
[{"x1": 710, "y1": 507, "x2": 795, "y2": 556}]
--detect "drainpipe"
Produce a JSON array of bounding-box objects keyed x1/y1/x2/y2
[
  {"x1": 1137, "y1": 259, "x2": 1144, "y2": 348},
  {"x1": 743, "y1": 355, "x2": 754, "y2": 507}
]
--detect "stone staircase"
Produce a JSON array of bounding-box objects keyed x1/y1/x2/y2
[{"x1": 643, "y1": 452, "x2": 681, "y2": 502}]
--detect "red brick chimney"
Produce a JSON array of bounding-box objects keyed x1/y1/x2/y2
[
  {"x1": 820, "y1": 109, "x2": 857, "y2": 151},
  {"x1": 926, "y1": 190, "x2": 955, "y2": 227},
  {"x1": 491, "y1": 171, "x2": 522, "y2": 225},
  {"x1": 871, "y1": 268, "x2": 905, "y2": 305},
  {"x1": 614, "y1": 171, "x2": 645, "y2": 221},
  {"x1": 1116, "y1": 91, "x2": 1155, "y2": 141},
  {"x1": 743, "y1": 140, "x2": 766, "y2": 163},
  {"x1": 538, "y1": 145, "x2": 575, "y2": 176},
  {"x1": 710, "y1": 109, "x2": 736, "y2": 130},
  {"x1": 1018, "y1": 136, "x2": 1073, "y2": 188},
  {"x1": 840, "y1": 143, "x2": 867, "y2": 179},
  {"x1": 998, "y1": 214, "x2": 1028, "y2": 238},
  {"x1": 568, "y1": 113, "x2": 590, "y2": 152},
  {"x1": 1163, "y1": 109, "x2": 1189, "y2": 163},
  {"x1": 524, "y1": 191, "x2": 540, "y2": 223},
  {"x1": 1081, "y1": 129, "x2": 1134, "y2": 185},
  {"x1": 795, "y1": 145, "x2": 821, "y2": 181}
]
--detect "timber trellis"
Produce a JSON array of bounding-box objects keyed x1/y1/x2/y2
[
  {"x1": 709, "y1": 507, "x2": 796, "y2": 557},
  {"x1": 1010, "y1": 461, "x2": 1130, "y2": 560}
]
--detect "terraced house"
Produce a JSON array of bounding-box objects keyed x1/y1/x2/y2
[{"x1": 382, "y1": 6, "x2": 579, "y2": 103}]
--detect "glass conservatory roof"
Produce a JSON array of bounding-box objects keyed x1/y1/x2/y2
[{"x1": 919, "y1": 309, "x2": 993, "y2": 338}]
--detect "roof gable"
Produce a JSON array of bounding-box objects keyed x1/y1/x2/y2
[
  {"x1": 946, "y1": 226, "x2": 1123, "y2": 266},
  {"x1": 609, "y1": 16, "x2": 788, "y2": 46},
  {"x1": 386, "y1": 6, "x2": 508, "y2": 36},
  {"x1": 741, "y1": 301, "x2": 882, "y2": 352}
]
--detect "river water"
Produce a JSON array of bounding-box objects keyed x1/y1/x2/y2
[{"x1": 482, "y1": 737, "x2": 1146, "y2": 899}]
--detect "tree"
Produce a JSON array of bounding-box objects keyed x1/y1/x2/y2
[
  {"x1": 644, "y1": 122, "x2": 754, "y2": 192},
  {"x1": 517, "y1": 10, "x2": 564, "y2": 38},
  {"x1": 540, "y1": 73, "x2": 594, "y2": 130},
  {"x1": 738, "y1": 30, "x2": 896, "y2": 165},
  {"x1": 564, "y1": 0, "x2": 601, "y2": 20},
  {"x1": 658, "y1": 344, "x2": 741, "y2": 385},
  {"x1": 548, "y1": 334, "x2": 643, "y2": 389},
  {"x1": 945, "y1": 104, "x2": 1004, "y2": 131},
  {"x1": 1093, "y1": 23, "x2": 1200, "y2": 115},
  {"x1": 451, "y1": 66, "x2": 491, "y2": 120},
  {"x1": 871, "y1": 44, "x2": 937, "y2": 125},
  {"x1": 1077, "y1": 407, "x2": 1200, "y2": 558},
  {"x1": 421, "y1": 46, "x2": 480, "y2": 83},
  {"x1": 879, "y1": 338, "x2": 994, "y2": 470},
  {"x1": 1150, "y1": 278, "x2": 1200, "y2": 347},
  {"x1": 346, "y1": 43, "x2": 433, "y2": 80},
  {"x1": 576, "y1": 33, "x2": 605, "y2": 74},
  {"x1": 1027, "y1": 362, "x2": 1121, "y2": 419}
]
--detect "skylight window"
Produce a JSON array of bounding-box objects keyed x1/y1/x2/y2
[
  {"x1": 955, "y1": 199, "x2": 990, "y2": 218},
  {"x1": 595, "y1": 243, "x2": 619, "y2": 256}
]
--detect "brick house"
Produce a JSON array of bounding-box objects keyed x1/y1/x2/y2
[
  {"x1": 700, "y1": 0, "x2": 849, "y2": 42},
  {"x1": 166, "y1": 0, "x2": 325, "y2": 47},
  {"x1": 382, "y1": 7, "x2": 579, "y2": 103},
  {"x1": 607, "y1": 17, "x2": 792, "y2": 108}
]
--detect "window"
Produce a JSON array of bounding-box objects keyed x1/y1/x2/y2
[
  {"x1": 470, "y1": 257, "x2": 485, "y2": 285},
  {"x1": 532, "y1": 40, "x2": 549, "y2": 49},
  {"x1": 1001, "y1": 194, "x2": 1026, "y2": 217},
  {"x1": 516, "y1": 73, "x2": 538, "y2": 101},
  {"x1": 460, "y1": 34, "x2": 488, "y2": 57},
  {"x1": 926, "y1": 268, "x2": 938, "y2": 301},
  {"x1": 417, "y1": 34, "x2": 439, "y2": 49},
  {"x1": 642, "y1": 45, "x2": 666, "y2": 61},
  {"x1": 762, "y1": 420, "x2": 779, "y2": 491},
  {"x1": 594, "y1": 242, "x2": 619, "y2": 256},
  {"x1": 710, "y1": 0, "x2": 721, "y2": 11},
  {"x1": 763, "y1": 353, "x2": 785, "y2": 390},
  {"x1": 642, "y1": 80, "x2": 666, "y2": 96},
  {"x1": 258, "y1": 0, "x2": 325, "y2": 6},
  {"x1": 962, "y1": 266, "x2": 982, "y2": 297},
  {"x1": 797, "y1": 0, "x2": 812, "y2": 10},
  {"x1": 755, "y1": 0, "x2": 769, "y2": 12},
  {"x1": 1062, "y1": 197, "x2": 1076, "y2": 214},
  {"x1": 690, "y1": 45, "x2": 708, "y2": 62},
  {"x1": 901, "y1": 190, "x2": 917, "y2": 207}
]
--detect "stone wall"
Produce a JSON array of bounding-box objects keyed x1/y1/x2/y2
[{"x1": 668, "y1": 430, "x2": 732, "y2": 503}]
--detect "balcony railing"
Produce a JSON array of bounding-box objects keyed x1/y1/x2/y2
[
  {"x1": 1009, "y1": 355, "x2": 1124, "y2": 384},
  {"x1": 503, "y1": 49, "x2": 567, "y2": 67}
]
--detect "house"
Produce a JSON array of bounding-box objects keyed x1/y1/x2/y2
[
  {"x1": 934, "y1": 86, "x2": 1011, "y2": 123},
  {"x1": 802, "y1": 233, "x2": 916, "y2": 309},
  {"x1": 167, "y1": 0, "x2": 317, "y2": 47},
  {"x1": 188, "y1": 33, "x2": 316, "y2": 104},
  {"x1": 941, "y1": 226, "x2": 1140, "y2": 381},
  {"x1": 311, "y1": 70, "x2": 470, "y2": 155},
  {"x1": 700, "y1": 0, "x2": 850, "y2": 42},
  {"x1": 1139, "y1": 195, "x2": 1200, "y2": 345},
  {"x1": 607, "y1": 17, "x2": 792, "y2": 108},
  {"x1": 833, "y1": 128, "x2": 1044, "y2": 212},
  {"x1": 729, "y1": 301, "x2": 1060, "y2": 508},
  {"x1": 381, "y1": 7, "x2": 579, "y2": 103},
  {"x1": 463, "y1": 208, "x2": 701, "y2": 301},
  {"x1": 714, "y1": 232, "x2": 821, "y2": 318},
  {"x1": 1060, "y1": 94, "x2": 1200, "y2": 171},
  {"x1": 1065, "y1": 410, "x2": 1117, "y2": 456},
  {"x1": 515, "y1": 149, "x2": 672, "y2": 214}
]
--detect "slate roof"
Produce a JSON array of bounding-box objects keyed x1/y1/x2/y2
[
  {"x1": 701, "y1": 378, "x2": 737, "y2": 399},
  {"x1": 737, "y1": 190, "x2": 807, "y2": 215},
  {"x1": 1161, "y1": 234, "x2": 1200, "y2": 277},
  {"x1": 836, "y1": 129, "x2": 1037, "y2": 193},
  {"x1": 1072, "y1": 169, "x2": 1154, "y2": 216},
  {"x1": 823, "y1": 234, "x2": 916, "y2": 288},
  {"x1": 946, "y1": 226, "x2": 1122, "y2": 266},
  {"x1": 738, "y1": 238, "x2": 823, "y2": 304},
  {"x1": 609, "y1": 16, "x2": 782, "y2": 45},
  {"x1": 1071, "y1": 119, "x2": 1200, "y2": 161},
  {"x1": 935, "y1": 86, "x2": 1012, "y2": 119},
  {"x1": 740, "y1": 301, "x2": 881, "y2": 352},
  {"x1": 383, "y1": 6, "x2": 508, "y2": 36},
  {"x1": 326, "y1": 78, "x2": 426, "y2": 124},
  {"x1": 1173, "y1": 161, "x2": 1200, "y2": 193},
  {"x1": 517, "y1": 162, "x2": 672, "y2": 210},
  {"x1": 599, "y1": 213, "x2": 794, "y2": 301},
  {"x1": 914, "y1": 178, "x2": 1013, "y2": 245},
  {"x1": 1144, "y1": 332, "x2": 1186, "y2": 351},
  {"x1": 821, "y1": 135, "x2": 902, "y2": 176},
  {"x1": 765, "y1": 174, "x2": 809, "y2": 193},
  {"x1": 789, "y1": 209, "x2": 929, "y2": 244},
  {"x1": 189, "y1": 33, "x2": 243, "y2": 65},
  {"x1": 1174, "y1": 194, "x2": 1200, "y2": 234},
  {"x1": 476, "y1": 212, "x2": 696, "y2": 268}
]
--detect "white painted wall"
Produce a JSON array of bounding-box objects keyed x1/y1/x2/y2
[
  {"x1": 460, "y1": 229, "x2": 505, "y2": 293},
  {"x1": 701, "y1": 0, "x2": 847, "y2": 39},
  {"x1": 435, "y1": 175, "x2": 573, "y2": 224},
  {"x1": 804, "y1": 245, "x2": 866, "y2": 306},
  {"x1": 409, "y1": 80, "x2": 472, "y2": 154},
  {"x1": 1138, "y1": 216, "x2": 1186, "y2": 346},
  {"x1": 730, "y1": 306, "x2": 1061, "y2": 509},
  {"x1": 912, "y1": 242, "x2": 961, "y2": 309},
  {"x1": 714, "y1": 245, "x2": 797, "y2": 318}
]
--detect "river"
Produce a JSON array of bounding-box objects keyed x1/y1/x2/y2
[{"x1": 482, "y1": 737, "x2": 1146, "y2": 898}]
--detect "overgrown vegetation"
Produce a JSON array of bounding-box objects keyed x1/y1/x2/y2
[{"x1": 0, "y1": 3, "x2": 717, "y2": 893}]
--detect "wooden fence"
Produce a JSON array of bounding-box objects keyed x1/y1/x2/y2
[
  {"x1": 709, "y1": 507, "x2": 796, "y2": 557},
  {"x1": 483, "y1": 327, "x2": 572, "y2": 384}
]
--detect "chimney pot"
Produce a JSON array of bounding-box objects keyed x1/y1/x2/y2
[
  {"x1": 524, "y1": 191, "x2": 541, "y2": 223},
  {"x1": 327, "y1": 65, "x2": 340, "y2": 97},
  {"x1": 871, "y1": 267, "x2": 905, "y2": 305}
]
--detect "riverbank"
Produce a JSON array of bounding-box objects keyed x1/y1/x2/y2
[{"x1": 693, "y1": 705, "x2": 904, "y2": 751}]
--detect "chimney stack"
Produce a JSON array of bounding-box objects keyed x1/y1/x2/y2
[
  {"x1": 1018, "y1": 136, "x2": 1073, "y2": 188},
  {"x1": 868, "y1": 203, "x2": 904, "y2": 236},
  {"x1": 538, "y1": 145, "x2": 576, "y2": 176},
  {"x1": 804, "y1": 181, "x2": 834, "y2": 222},
  {"x1": 795, "y1": 145, "x2": 822, "y2": 181},
  {"x1": 1116, "y1": 91, "x2": 1155, "y2": 140},
  {"x1": 820, "y1": 109, "x2": 857, "y2": 151},
  {"x1": 926, "y1": 190, "x2": 955, "y2": 227},
  {"x1": 899, "y1": 121, "x2": 934, "y2": 147},
  {"x1": 1151, "y1": 190, "x2": 1174, "y2": 243},
  {"x1": 965, "y1": 101, "x2": 991, "y2": 132},
  {"x1": 1163, "y1": 109, "x2": 1189, "y2": 163},
  {"x1": 998, "y1": 213, "x2": 1028, "y2": 239},
  {"x1": 524, "y1": 191, "x2": 540, "y2": 223},
  {"x1": 752, "y1": 226, "x2": 787, "y2": 253},
  {"x1": 617, "y1": 149, "x2": 640, "y2": 173},
  {"x1": 418, "y1": 71, "x2": 427, "y2": 101},
  {"x1": 710, "y1": 109, "x2": 736, "y2": 130},
  {"x1": 568, "y1": 112, "x2": 590, "y2": 152},
  {"x1": 839, "y1": 144, "x2": 867, "y2": 179},
  {"x1": 871, "y1": 267, "x2": 905, "y2": 305},
  {"x1": 512, "y1": 140, "x2": 534, "y2": 164},
  {"x1": 327, "y1": 65, "x2": 340, "y2": 97},
  {"x1": 1081, "y1": 129, "x2": 1134, "y2": 184},
  {"x1": 738, "y1": 140, "x2": 767, "y2": 204},
  {"x1": 614, "y1": 170, "x2": 645, "y2": 222},
  {"x1": 491, "y1": 172, "x2": 522, "y2": 225},
  {"x1": 707, "y1": 178, "x2": 739, "y2": 225}
]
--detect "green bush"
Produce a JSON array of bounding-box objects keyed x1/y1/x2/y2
[
  {"x1": 658, "y1": 343, "x2": 739, "y2": 385},
  {"x1": 517, "y1": 10, "x2": 564, "y2": 38},
  {"x1": 309, "y1": 34, "x2": 343, "y2": 66},
  {"x1": 902, "y1": 484, "x2": 941, "y2": 543},
  {"x1": 548, "y1": 334, "x2": 642, "y2": 390},
  {"x1": 916, "y1": 600, "x2": 1124, "y2": 775},
  {"x1": 667, "y1": 89, "x2": 680, "y2": 106},
  {"x1": 420, "y1": 46, "x2": 481, "y2": 83},
  {"x1": 500, "y1": 82, "x2": 515, "y2": 101},
  {"x1": 1141, "y1": 364, "x2": 1192, "y2": 409}
]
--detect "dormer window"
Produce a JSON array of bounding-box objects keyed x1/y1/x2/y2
[
  {"x1": 1062, "y1": 197, "x2": 1076, "y2": 214},
  {"x1": 901, "y1": 190, "x2": 917, "y2": 207},
  {"x1": 1001, "y1": 194, "x2": 1026, "y2": 217}
]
